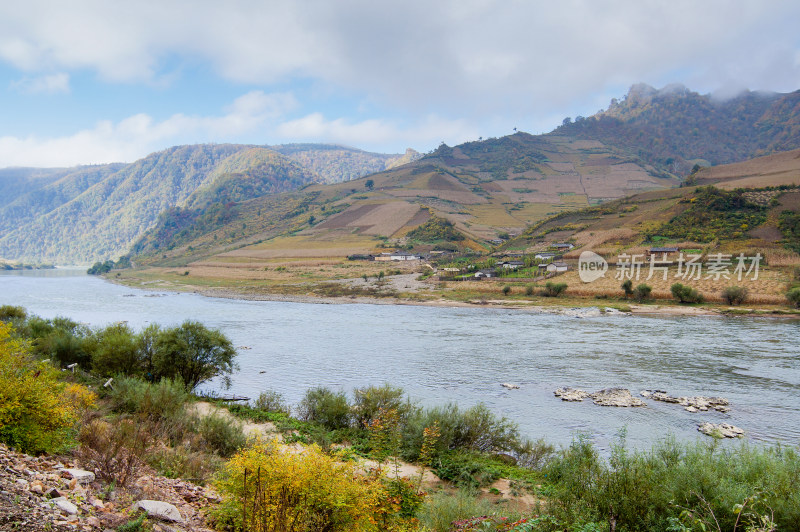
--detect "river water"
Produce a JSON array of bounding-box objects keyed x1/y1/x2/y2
[{"x1": 2, "y1": 269, "x2": 799, "y2": 451}]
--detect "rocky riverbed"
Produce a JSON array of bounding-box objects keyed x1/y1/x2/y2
[{"x1": 0, "y1": 444, "x2": 217, "y2": 531}]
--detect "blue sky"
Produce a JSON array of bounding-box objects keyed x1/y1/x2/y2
[{"x1": 0, "y1": 0, "x2": 799, "y2": 167}]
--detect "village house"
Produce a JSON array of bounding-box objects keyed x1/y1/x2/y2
[
  {"x1": 535, "y1": 252, "x2": 558, "y2": 261},
  {"x1": 647, "y1": 246, "x2": 680, "y2": 257},
  {"x1": 501, "y1": 260, "x2": 525, "y2": 270},
  {"x1": 474, "y1": 269, "x2": 497, "y2": 279},
  {"x1": 546, "y1": 261, "x2": 569, "y2": 273},
  {"x1": 551, "y1": 243, "x2": 574, "y2": 251},
  {"x1": 375, "y1": 250, "x2": 422, "y2": 261},
  {"x1": 390, "y1": 251, "x2": 421, "y2": 261}
]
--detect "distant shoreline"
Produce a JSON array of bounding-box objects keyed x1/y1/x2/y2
[{"x1": 106, "y1": 275, "x2": 800, "y2": 319}]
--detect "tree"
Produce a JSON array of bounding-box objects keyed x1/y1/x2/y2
[
  {"x1": 633, "y1": 283, "x2": 652, "y2": 302},
  {"x1": 153, "y1": 321, "x2": 238, "y2": 390},
  {"x1": 787, "y1": 287, "x2": 800, "y2": 308},
  {"x1": 671, "y1": 283, "x2": 704, "y2": 304},
  {"x1": 722, "y1": 286, "x2": 748, "y2": 305},
  {"x1": 91, "y1": 323, "x2": 142, "y2": 377},
  {"x1": 365, "y1": 179, "x2": 374, "y2": 190},
  {"x1": 541, "y1": 282, "x2": 567, "y2": 297},
  {"x1": 621, "y1": 279, "x2": 633, "y2": 299}
]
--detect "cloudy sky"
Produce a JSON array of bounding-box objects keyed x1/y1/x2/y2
[{"x1": 0, "y1": 0, "x2": 798, "y2": 167}]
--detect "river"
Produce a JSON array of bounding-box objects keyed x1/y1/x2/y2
[{"x1": 2, "y1": 269, "x2": 799, "y2": 451}]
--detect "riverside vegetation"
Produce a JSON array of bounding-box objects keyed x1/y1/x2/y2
[{"x1": 1, "y1": 304, "x2": 799, "y2": 531}]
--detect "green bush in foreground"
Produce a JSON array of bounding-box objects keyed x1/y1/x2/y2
[{"x1": 545, "y1": 436, "x2": 800, "y2": 531}]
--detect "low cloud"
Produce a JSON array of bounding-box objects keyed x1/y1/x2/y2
[
  {"x1": 0, "y1": 92, "x2": 475, "y2": 167},
  {"x1": 9, "y1": 72, "x2": 69, "y2": 94}
]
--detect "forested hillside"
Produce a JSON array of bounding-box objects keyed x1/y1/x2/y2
[
  {"x1": 270, "y1": 144, "x2": 421, "y2": 183},
  {"x1": 0, "y1": 144, "x2": 411, "y2": 264}
]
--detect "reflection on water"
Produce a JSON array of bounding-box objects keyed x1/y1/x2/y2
[{"x1": 2, "y1": 269, "x2": 799, "y2": 450}]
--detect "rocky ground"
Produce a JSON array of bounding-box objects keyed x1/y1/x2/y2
[{"x1": 0, "y1": 444, "x2": 217, "y2": 531}]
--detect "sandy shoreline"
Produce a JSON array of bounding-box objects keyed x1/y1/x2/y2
[{"x1": 104, "y1": 276, "x2": 800, "y2": 319}]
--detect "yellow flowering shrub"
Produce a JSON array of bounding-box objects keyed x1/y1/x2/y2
[
  {"x1": 0, "y1": 322, "x2": 89, "y2": 454},
  {"x1": 213, "y1": 440, "x2": 394, "y2": 532}
]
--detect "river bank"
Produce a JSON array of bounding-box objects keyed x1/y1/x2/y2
[{"x1": 106, "y1": 269, "x2": 800, "y2": 320}]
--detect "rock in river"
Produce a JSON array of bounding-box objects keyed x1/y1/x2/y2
[
  {"x1": 697, "y1": 422, "x2": 744, "y2": 438},
  {"x1": 554, "y1": 387, "x2": 590, "y2": 402},
  {"x1": 590, "y1": 388, "x2": 646, "y2": 407},
  {"x1": 641, "y1": 390, "x2": 730, "y2": 412}
]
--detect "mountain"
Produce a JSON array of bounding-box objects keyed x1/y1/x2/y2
[
  {"x1": 553, "y1": 83, "x2": 800, "y2": 175},
  {"x1": 501, "y1": 148, "x2": 800, "y2": 260},
  {"x1": 0, "y1": 144, "x2": 412, "y2": 264},
  {"x1": 269, "y1": 144, "x2": 421, "y2": 183},
  {"x1": 130, "y1": 84, "x2": 800, "y2": 266}
]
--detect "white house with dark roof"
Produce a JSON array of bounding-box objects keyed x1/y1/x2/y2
[{"x1": 546, "y1": 261, "x2": 569, "y2": 273}]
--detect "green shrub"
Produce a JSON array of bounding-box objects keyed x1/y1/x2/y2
[
  {"x1": 722, "y1": 285, "x2": 749, "y2": 305},
  {"x1": 787, "y1": 287, "x2": 800, "y2": 308},
  {"x1": 633, "y1": 283, "x2": 652, "y2": 302},
  {"x1": 671, "y1": 283, "x2": 704, "y2": 303},
  {"x1": 297, "y1": 387, "x2": 352, "y2": 430},
  {"x1": 502, "y1": 285, "x2": 511, "y2": 296},
  {"x1": 515, "y1": 437, "x2": 556, "y2": 470},
  {"x1": 525, "y1": 285, "x2": 534, "y2": 296},
  {"x1": 543, "y1": 436, "x2": 800, "y2": 531},
  {"x1": 433, "y1": 451, "x2": 504, "y2": 488},
  {"x1": 109, "y1": 376, "x2": 189, "y2": 422},
  {"x1": 253, "y1": 389, "x2": 291, "y2": 415},
  {"x1": 146, "y1": 445, "x2": 223, "y2": 484},
  {"x1": 198, "y1": 413, "x2": 247, "y2": 458},
  {"x1": 0, "y1": 305, "x2": 26, "y2": 321},
  {"x1": 352, "y1": 383, "x2": 415, "y2": 429},
  {"x1": 416, "y1": 490, "x2": 508, "y2": 532},
  {"x1": 541, "y1": 281, "x2": 568, "y2": 297},
  {"x1": 402, "y1": 403, "x2": 520, "y2": 461}
]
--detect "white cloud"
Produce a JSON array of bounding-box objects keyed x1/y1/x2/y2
[
  {"x1": 276, "y1": 113, "x2": 476, "y2": 150},
  {"x1": 0, "y1": 1, "x2": 797, "y2": 116},
  {"x1": 0, "y1": 0, "x2": 798, "y2": 163},
  {"x1": 9, "y1": 72, "x2": 69, "y2": 94},
  {"x1": 0, "y1": 91, "x2": 472, "y2": 167}
]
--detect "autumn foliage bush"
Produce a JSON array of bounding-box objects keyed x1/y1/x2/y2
[
  {"x1": 213, "y1": 440, "x2": 404, "y2": 531},
  {"x1": 0, "y1": 322, "x2": 94, "y2": 454}
]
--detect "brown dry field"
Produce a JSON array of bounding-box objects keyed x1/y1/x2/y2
[
  {"x1": 697, "y1": 148, "x2": 800, "y2": 187},
  {"x1": 126, "y1": 260, "x2": 425, "y2": 291},
  {"x1": 219, "y1": 232, "x2": 380, "y2": 259},
  {"x1": 389, "y1": 187, "x2": 487, "y2": 205},
  {"x1": 316, "y1": 201, "x2": 422, "y2": 236}
]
